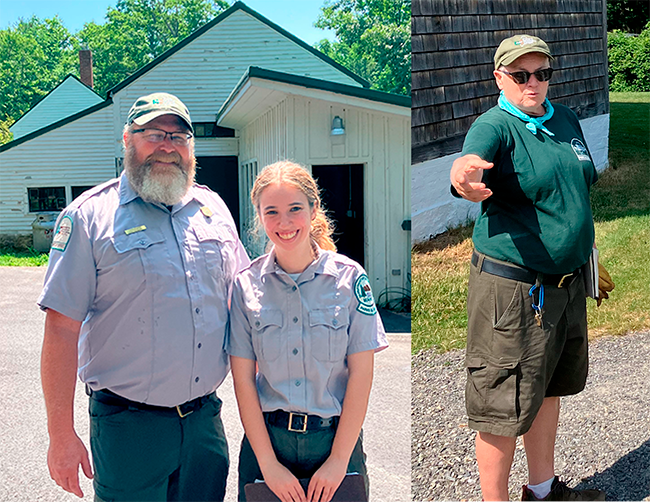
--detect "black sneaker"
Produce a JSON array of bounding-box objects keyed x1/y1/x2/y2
[{"x1": 521, "y1": 476, "x2": 606, "y2": 501}]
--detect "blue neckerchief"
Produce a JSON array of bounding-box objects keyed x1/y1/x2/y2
[{"x1": 497, "y1": 91, "x2": 555, "y2": 136}]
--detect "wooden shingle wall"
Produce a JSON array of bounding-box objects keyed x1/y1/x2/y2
[{"x1": 412, "y1": 0, "x2": 609, "y2": 164}]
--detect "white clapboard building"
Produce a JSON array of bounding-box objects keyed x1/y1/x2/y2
[{"x1": 0, "y1": 1, "x2": 411, "y2": 299}]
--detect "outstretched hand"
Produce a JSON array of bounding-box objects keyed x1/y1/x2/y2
[
  {"x1": 450, "y1": 154, "x2": 494, "y2": 202},
  {"x1": 47, "y1": 432, "x2": 93, "y2": 498}
]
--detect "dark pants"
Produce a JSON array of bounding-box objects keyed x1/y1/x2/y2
[
  {"x1": 89, "y1": 393, "x2": 228, "y2": 501},
  {"x1": 237, "y1": 419, "x2": 368, "y2": 501}
]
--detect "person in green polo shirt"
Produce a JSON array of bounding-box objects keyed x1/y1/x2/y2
[{"x1": 450, "y1": 35, "x2": 605, "y2": 502}]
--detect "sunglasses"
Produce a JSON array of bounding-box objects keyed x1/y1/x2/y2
[{"x1": 498, "y1": 68, "x2": 554, "y2": 84}]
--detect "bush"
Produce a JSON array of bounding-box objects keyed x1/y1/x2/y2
[{"x1": 608, "y1": 22, "x2": 650, "y2": 92}]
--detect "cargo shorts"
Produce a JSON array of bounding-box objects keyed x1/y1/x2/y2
[{"x1": 465, "y1": 252, "x2": 589, "y2": 437}]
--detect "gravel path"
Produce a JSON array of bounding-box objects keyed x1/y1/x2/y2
[{"x1": 412, "y1": 331, "x2": 650, "y2": 501}]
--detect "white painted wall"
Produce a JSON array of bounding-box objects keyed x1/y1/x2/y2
[
  {"x1": 110, "y1": 9, "x2": 363, "y2": 158},
  {"x1": 0, "y1": 106, "x2": 115, "y2": 234},
  {"x1": 10, "y1": 77, "x2": 103, "y2": 139},
  {"x1": 238, "y1": 94, "x2": 411, "y2": 297},
  {"x1": 411, "y1": 113, "x2": 610, "y2": 243}
]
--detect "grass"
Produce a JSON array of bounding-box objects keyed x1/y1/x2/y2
[
  {"x1": 0, "y1": 247, "x2": 49, "y2": 266},
  {"x1": 412, "y1": 91, "x2": 650, "y2": 354}
]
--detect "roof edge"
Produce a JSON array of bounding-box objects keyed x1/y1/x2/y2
[
  {"x1": 1, "y1": 99, "x2": 113, "y2": 153},
  {"x1": 107, "y1": 1, "x2": 369, "y2": 97},
  {"x1": 217, "y1": 66, "x2": 410, "y2": 122},
  {"x1": 10, "y1": 74, "x2": 103, "y2": 130}
]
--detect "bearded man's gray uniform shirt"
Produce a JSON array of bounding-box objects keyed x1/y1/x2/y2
[{"x1": 38, "y1": 173, "x2": 250, "y2": 406}]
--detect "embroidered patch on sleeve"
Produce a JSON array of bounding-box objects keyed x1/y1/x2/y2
[
  {"x1": 354, "y1": 273, "x2": 377, "y2": 316},
  {"x1": 51, "y1": 215, "x2": 73, "y2": 252},
  {"x1": 571, "y1": 138, "x2": 591, "y2": 161}
]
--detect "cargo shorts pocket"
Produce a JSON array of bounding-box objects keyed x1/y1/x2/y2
[{"x1": 466, "y1": 355, "x2": 520, "y2": 421}]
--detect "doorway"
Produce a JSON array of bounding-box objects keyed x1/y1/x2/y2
[
  {"x1": 195, "y1": 156, "x2": 240, "y2": 231},
  {"x1": 311, "y1": 164, "x2": 364, "y2": 266}
]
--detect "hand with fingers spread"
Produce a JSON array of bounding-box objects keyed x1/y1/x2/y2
[
  {"x1": 307, "y1": 457, "x2": 347, "y2": 502},
  {"x1": 47, "y1": 432, "x2": 93, "y2": 498},
  {"x1": 262, "y1": 460, "x2": 307, "y2": 502},
  {"x1": 450, "y1": 154, "x2": 494, "y2": 202}
]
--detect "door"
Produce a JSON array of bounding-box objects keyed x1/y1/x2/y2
[
  {"x1": 311, "y1": 164, "x2": 364, "y2": 267},
  {"x1": 195, "y1": 156, "x2": 240, "y2": 231}
]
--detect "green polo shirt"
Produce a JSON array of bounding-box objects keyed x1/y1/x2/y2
[{"x1": 462, "y1": 103, "x2": 597, "y2": 274}]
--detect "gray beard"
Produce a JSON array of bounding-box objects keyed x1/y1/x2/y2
[{"x1": 124, "y1": 147, "x2": 195, "y2": 206}]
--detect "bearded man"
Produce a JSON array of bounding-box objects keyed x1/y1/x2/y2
[{"x1": 38, "y1": 93, "x2": 250, "y2": 501}]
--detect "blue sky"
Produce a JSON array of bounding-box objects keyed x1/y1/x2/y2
[{"x1": 0, "y1": 0, "x2": 335, "y2": 45}]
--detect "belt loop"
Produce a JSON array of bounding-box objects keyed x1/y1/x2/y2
[
  {"x1": 477, "y1": 252, "x2": 486, "y2": 274},
  {"x1": 85, "y1": 384, "x2": 92, "y2": 397}
]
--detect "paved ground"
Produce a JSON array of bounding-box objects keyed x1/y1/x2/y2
[{"x1": 0, "y1": 267, "x2": 410, "y2": 501}]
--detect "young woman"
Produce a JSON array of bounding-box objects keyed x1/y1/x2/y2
[{"x1": 227, "y1": 161, "x2": 388, "y2": 502}]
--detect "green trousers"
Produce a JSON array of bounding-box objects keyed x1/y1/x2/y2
[
  {"x1": 89, "y1": 393, "x2": 228, "y2": 501},
  {"x1": 237, "y1": 419, "x2": 368, "y2": 501}
]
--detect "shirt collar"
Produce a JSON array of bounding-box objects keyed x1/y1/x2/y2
[{"x1": 259, "y1": 247, "x2": 340, "y2": 281}]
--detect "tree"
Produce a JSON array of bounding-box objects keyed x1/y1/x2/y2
[
  {"x1": 77, "y1": 0, "x2": 230, "y2": 96},
  {"x1": 607, "y1": 0, "x2": 649, "y2": 34},
  {"x1": 0, "y1": 16, "x2": 76, "y2": 129},
  {"x1": 314, "y1": 0, "x2": 411, "y2": 95}
]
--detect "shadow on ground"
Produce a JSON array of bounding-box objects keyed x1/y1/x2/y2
[
  {"x1": 378, "y1": 308, "x2": 410, "y2": 333},
  {"x1": 574, "y1": 438, "x2": 650, "y2": 501}
]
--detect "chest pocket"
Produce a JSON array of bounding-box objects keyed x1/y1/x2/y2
[
  {"x1": 309, "y1": 307, "x2": 350, "y2": 362},
  {"x1": 248, "y1": 309, "x2": 284, "y2": 361},
  {"x1": 110, "y1": 228, "x2": 166, "y2": 277},
  {"x1": 194, "y1": 224, "x2": 230, "y2": 281}
]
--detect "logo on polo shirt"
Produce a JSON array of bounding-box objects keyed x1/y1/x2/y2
[{"x1": 571, "y1": 138, "x2": 591, "y2": 161}]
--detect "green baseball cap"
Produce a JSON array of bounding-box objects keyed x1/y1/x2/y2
[
  {"x1": 494, "y1": 34, "x2": 554, "y2": 69},
  {"x1": 127, "y1": 92, "x2": 193, "y2": 132}
]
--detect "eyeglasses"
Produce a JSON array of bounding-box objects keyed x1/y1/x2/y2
[
  {"x1": 132, "y1": 128, "x2": 193, "y2": 146},
  {"x1": 498, "y1": 68, "x2": 554, "y2": 84}
]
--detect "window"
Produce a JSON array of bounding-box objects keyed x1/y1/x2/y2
[
  {"x1": 28, "y1": 187, "x2": 66, "y2": 212},
  {"x1": 72, "y1": 186, "x2": 94, "y2": 201},
  {"x1": 193, "y1": 122, "x2": 235, "y2": 138}
]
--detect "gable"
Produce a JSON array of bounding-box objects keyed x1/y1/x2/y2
[
  {"x1": 10, "y1": 75, "x2": 103, "y2": 140},
  {"x1": 111, "y1": 6, "x2": 366, "y2": 123}
]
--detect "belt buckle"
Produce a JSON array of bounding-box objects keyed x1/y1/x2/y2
[
  {"x1": 176, "y1": 404, "x2": 193, "y2": 418},
  {"x1": 557, "y1": 273, "x2": 574, "y2": 288},
  {"x1": 288, "y1": 412, "x2": 308, "y2": 432}
]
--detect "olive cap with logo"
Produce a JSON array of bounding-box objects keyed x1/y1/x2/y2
[
  {"x1": 127, "y1": 92, "x2": 193, "y2": 133},
  {"x1": 494, "y1": 34, "x2": 555, "y2": 69}
]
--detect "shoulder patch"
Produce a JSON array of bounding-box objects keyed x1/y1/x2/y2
[
  {"x1": 51, "y1": 215, "x2": 73, "y2": 252},
  {"x1": 354, "y1": 273, "x2": 377, "y2": 316}
]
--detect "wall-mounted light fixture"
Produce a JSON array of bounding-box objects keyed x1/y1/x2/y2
[{"x1": 331, "y1": 116, "x2": 345, "y2": 135}]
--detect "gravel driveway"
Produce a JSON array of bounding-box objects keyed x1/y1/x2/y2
[{"x1": 412, "y1": 331, "x2": 650, "y2": 501}]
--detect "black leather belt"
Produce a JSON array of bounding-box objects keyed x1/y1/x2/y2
[
  {"x1": 472, "y1": 251, "x2": 581, "y2": 288},
  {"x1": 264, "y1": 410, "x2": 338, "y2": 433},
  {"x1": 87, "y1": 386, "x2": 212, "y2": 418}
]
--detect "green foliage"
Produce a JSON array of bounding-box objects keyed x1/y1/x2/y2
[
  {"x1": 77, "y1": 0, "x2": 229, "y2": 96},
  {"x1": 314, "y1": 0, "x2": 411, "y2": 95},
  {"x1": 0, "y1": 16, "x2": 76, "y2": 133},
  {"x1": 608, "y1": 23, "x2": 650, "y2": 92},
  {"x1": 0, "y1": 116, "x2": 14, "y2": 144},
  {"x1": 607, "y1": 0, "x2": 649, "y2": 34}
]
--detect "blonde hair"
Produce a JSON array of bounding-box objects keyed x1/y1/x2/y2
[{"x1": 251, "y1": 160, "x2": 336, "y2": 253}]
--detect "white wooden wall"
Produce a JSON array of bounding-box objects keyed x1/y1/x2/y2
[
  {"x1": 411, "y1": 113, "x2": 611, "y2": 243},
  {"x1": 10, "y1": 78, "x2": 103, "y2": 139},
  {"x1": 109, "y1": 9, "x2": 362, "y2": 158},
  {"x1": 0, "y1": 106, "x2": 115, "y2": 234},
  {"x1": 238, "y1": 95, "x2": 411, "y2": 297}
]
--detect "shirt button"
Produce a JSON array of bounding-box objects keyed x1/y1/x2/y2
[
  {"x1": 292, "y1": 348, "x2": 298, "y2": 355},
  {"x1": 255, "y1": 321, "x2": 260, "y2": 327},
  {"x1": 333, "y1": 319, "x2": 338, "y2": 326},
  {"x1": 195, "y1": 308, "x2": 200, "y2": 314},
  {"x1": 195, "y1": 377, "x2": 200, "y2": 383},
  {"x1": 197, "y1": 343, "x2": 202, "y2": 349},
  {"x1": 139, "y1": 239, "x2": 146, "y2": 246},
  {"x1": 295, "y1": 380, "x2": 301, "y2": 387},
  {"x1": 292, "y1": 285, "x2": 297, "y2": 292},
  {"x1": 293, "y1": 317, "x2": 298, "y2": 323}
]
